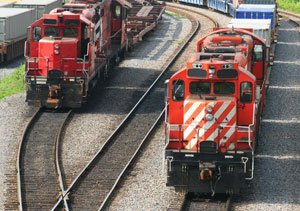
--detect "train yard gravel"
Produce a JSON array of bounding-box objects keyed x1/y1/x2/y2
[{"x1": 61, "y1": 13, "x2": 193, "y2": 187}]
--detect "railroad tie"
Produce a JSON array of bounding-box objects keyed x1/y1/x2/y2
[{"x1": 136, "y1": 6, "x2": 153, "y2": 17}]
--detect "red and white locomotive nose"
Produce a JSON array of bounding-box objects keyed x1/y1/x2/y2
[{"x1": 183, "y1": 97, "x2": 237, "y2": 152}]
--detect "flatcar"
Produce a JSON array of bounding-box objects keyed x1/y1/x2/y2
[
  {"x1": 164, "y1": 28, "x2": 270, "y2": 194},
  {"x1": 0, "y1": 0, "x2": 62, "y2": 64}
]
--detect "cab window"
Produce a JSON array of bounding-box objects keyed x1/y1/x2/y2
[
  {"x1": 190, "y1": 82, "x2": 210, "y2": 94},
  {"x1": 240, "y1": 82, "x2": 253, "y2": 103},
  {"x1": 253, "y1": 45, "x2": 263, "y2": 61},
  {"x1": 32, "y1": 26, "x2": 41, "y2": 41},
  {"x1": 63, "y1": 28, "x2": 78, "y2": 38},
  {"x1": 172, "y1": 80, "x2": 184, "y2": 101},
  {"x1": 113, "y1": 5, "x2": 122, "y2": 18},
  {"x1": 44, "y1": 27, "x2": 60, "y2": 37},
  {"x1": 214, "y1": 82, "x2": 235, "y2": 94}
]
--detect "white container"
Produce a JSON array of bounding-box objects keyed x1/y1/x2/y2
[
  {"x1": 0, "y1": 8, "x2": 35, "y2": 41},
  {"x1": 14, "y1": 0, "x2": 62, "y2": 20},
  {"x1": 0, "y1": 2, "x2": 15, "y2": 7},
  {"x1": 228, "y1": 19, "x2": 272, "y2": 47}
]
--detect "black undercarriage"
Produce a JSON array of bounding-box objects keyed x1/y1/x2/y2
[
  {"x1": 165, "y1": 150, "x2": 253, "y2": 194},
  {"x1": 26, "y1": 77, "x2": 87, "y2": 108}
]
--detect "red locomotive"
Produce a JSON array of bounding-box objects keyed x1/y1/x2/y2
[
  {"x1": 24, "y1": 0, "x2": 130, "y2": 108},
  {"x1": 164, "y1": 28, "x2": 270, "y2": 194}
]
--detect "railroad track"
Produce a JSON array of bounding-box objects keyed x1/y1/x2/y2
[
  {"x1": 278, "y1": 9, "x2": 300, "y2": 31},
  {"x1": 168, "y1": 193, "x2": 231, "y2": 211},
  {"x1": 50, "y1": 5, "x2": 221, "y2": 210},
  {"x1": 165, "y1": 2, "x2": 220, "y2": 28},
  {"x1": 17, "y1": 108, "x2": 72, "y2": 210}
]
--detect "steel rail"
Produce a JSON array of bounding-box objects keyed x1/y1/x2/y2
[
  {"x1": 185, "y1": 194, "x2": 232, "y2": 211},
  {"x1": 17, "y1": 108, "x2": 41, "y2": 211},
  {"x1": 278, "y1": 9, "x2": 300, "y2": 20},
  {"x1": 167, "y1": 192, "x2": 188, "y2": 211},
  {"x1": 165, "y1": 2, "x2": 220, "y2": 28},
  {"x1": 55, "y1": 110, "x2": 72, "y2": 211},
  {"x1": 51, "y1": 5, "x2": 209, "y2": 210},
  {"x1": 98, "y1": 109, "x2": 165, "y2": 210},
  {"x1": 167, "y1": 193, "x2": 231, "y2": 211},
  {"x1": 17, "y1": 108, "x2": 72, "y2": 211}
]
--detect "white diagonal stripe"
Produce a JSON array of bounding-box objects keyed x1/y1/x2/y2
[
  {"x1": 185, "y1": 101, "x2": 232, "y2": 149},
  {"x1": 207, "y1": 105, "x2": 236, "y2": 141},
  {"x1": 183, "y1": 101, "x2": 216, "y2": 140},
  {"x1": 219, "y1": 123, "x2": 236, "y2": 144},
  {"x1": 184, "y1": 109, "x2": 205, "y2": 140},
  {"x1": 95, "y1": 21, "x2": 101, "y2": 29},
  {"x1": 184, "y1": 102, "x2": 202, "y2": 124},
  {"x1": 214, "y1": 101, "x2": 230, "y2": 119}
]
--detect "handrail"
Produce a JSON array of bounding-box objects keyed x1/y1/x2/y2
[
  {"x1": 25, "y1": 56, "x2": 89, "y2": 78},
  {"x1": 83, "y1": 43, "x2": 91, "y2": 79}
]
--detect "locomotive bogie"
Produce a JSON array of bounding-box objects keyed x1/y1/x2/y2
[
  {"x1": 165, "y1": 150, "x2": 253, "y2": 194},
  {"x1": 25, "y1": 76, "x2": 87, "y2": 108}
]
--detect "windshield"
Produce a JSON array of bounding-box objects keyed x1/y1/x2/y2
[
  {"x1": 44, "y1": 27, "x2": 79, "y2": 38},
  {"x1": 44, "y1": 27, "x2": 60, "y2": 37},
  {"x1": 214, "y1": 82, "x2": 235, "y2": 94},
  {"x1": 190, "y1": 82, "x2": 210, "y2": 94},
  {"x1": 63, "y1": 28, "x2": 78, "y2": 38}
]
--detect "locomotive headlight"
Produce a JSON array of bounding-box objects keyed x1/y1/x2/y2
[
  {"x1": 54, "y1": 50, "x2": 60, "y2": 55},
  {"x1": 208, "y1": 66, "x2": 215, "y2": 78},
  {"x1": 54, "y1": 44, "x2": 59, "y2": 49},
  {"x1": 206, "y1": 106, "x2": 213, "y2": 113},
  {"x1": 206, "y1": 113, "x2": 214, "y2": 121}
]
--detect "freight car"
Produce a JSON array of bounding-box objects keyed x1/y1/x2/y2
[
  {"x1": 0, "y1": 8, "x2": 35, "y2": 63},
  {"x1": 174, "y1": 0, "x2": 277, "y2": 19},
  {"x1": 164, "y1": 27, "x2": 270, "y2": 194},
  {"x1": 0, "y1": 0, "x2": 62, "y2": 64},
  {"x1": 24, "y1": 0, "x2": 165, "y2": 108}
]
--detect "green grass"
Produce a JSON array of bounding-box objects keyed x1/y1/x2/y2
[
  {"x1": 0, "y1": 65, "x2": 25, "y2": 100},
  {"x1": 278, "y1": 0, "x2": 300, "y2": 14},
  {"x1": 165, "y1": 11, "x2": 185, "y2": 20}
]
